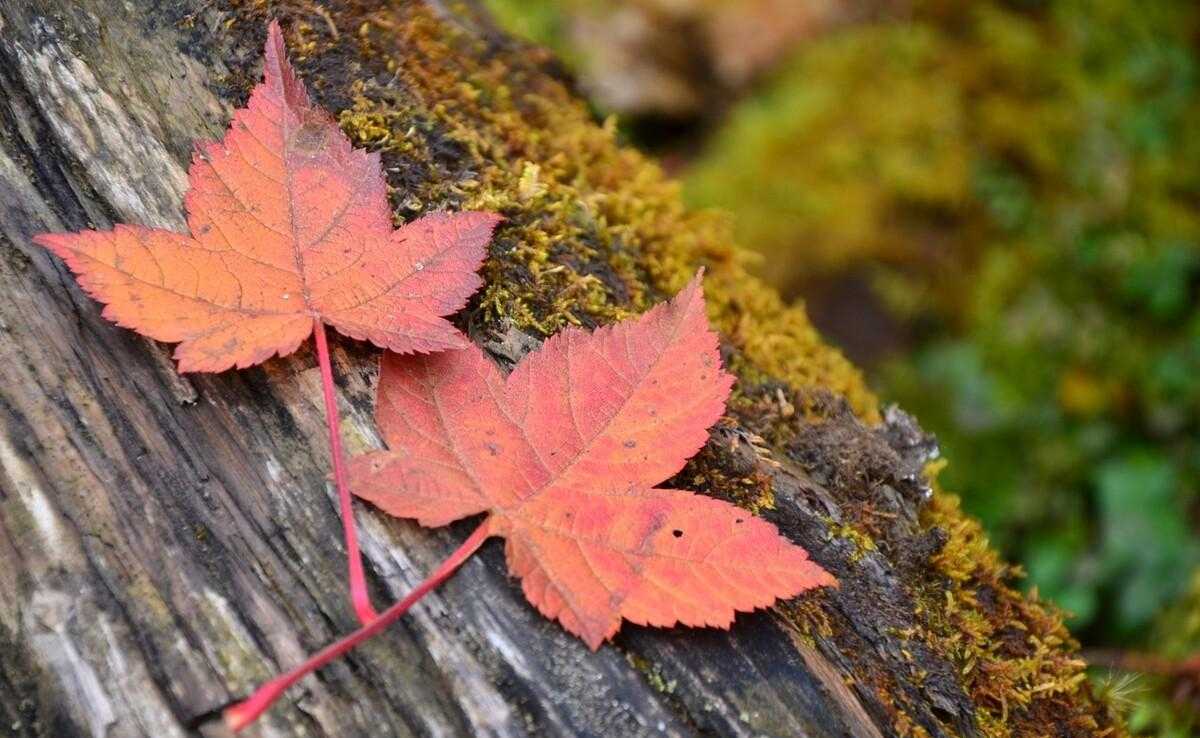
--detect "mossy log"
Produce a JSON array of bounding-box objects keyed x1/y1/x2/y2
[{"x1": 0, "y1": 1, "x2": 1120, "y2": 737}]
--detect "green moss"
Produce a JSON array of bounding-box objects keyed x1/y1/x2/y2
[
  {"x1": 827, "y1": 520, "x2": 877, "y2": 563},
  {"x1": 626, "y1": 653, "x2": 677, "y2": 695},
  {"x1": 1123, "y1": 569, "x2": 1200, "y2": 735},
  {"x1": 918, "y1": 463, "x2": 1122, "y2": 737},
  {"x1": 778, "y1": 596, "x2": 834, "y2": 643},
  {"x1": 685, "y1": 21, "x2": 972, "y2": 293},
  {"x1": 482, "y1": 0, "x2": 581, "y2": 66}
]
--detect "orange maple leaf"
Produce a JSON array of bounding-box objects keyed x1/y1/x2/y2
[
  {"x1": 34, "y1": 21, "x2": 501, "y2": 625},
  {"x1": 35, "y1": 22, "x2": 498, "y2": 371},
  {"x1": 225, "y1": 274, "x2": 835, "y2": 730}
]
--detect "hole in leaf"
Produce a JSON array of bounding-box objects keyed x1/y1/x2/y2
[{"x1": 672, "y1": 530, "x2": 683, "y2": 538}]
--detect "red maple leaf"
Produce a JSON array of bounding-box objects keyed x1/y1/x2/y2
[
  {"x1": 33, "y1": 21, "x2": 501, "y2": 625},
  {"x1": 225, "y1": 274, "x2": 835, "y2": 730}
]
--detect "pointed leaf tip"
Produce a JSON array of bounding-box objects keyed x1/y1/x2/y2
[{"x1": 262, "y1": 20, "x2": 307, "y2": 109}]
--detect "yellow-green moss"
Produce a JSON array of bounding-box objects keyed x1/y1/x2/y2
[
  {"x1": 779, "y1": 596, "x2": 835, "y2": 643},
  {"x1": 827, "y1": 520, "x2": 877, "y2": 563},
  {"x1": 919, "y1": 462, "x2": 1121, "y2": 737},
  {"x1": 626, "y1": 653, "x2": 677, "y2": 695},
  {"x1": 685, "y1": 21, "x2": 973, "y2": 294}
]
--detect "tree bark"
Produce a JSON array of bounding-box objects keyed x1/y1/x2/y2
[{"x1": 0, "y1": 2, "x2": 1117, "y2": 737}]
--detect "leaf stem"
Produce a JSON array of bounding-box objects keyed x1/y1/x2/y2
[
  {"x1": 313, "y1": 318, "x2": 377, "y2": 624},
  {"x1": 224, "y1": 521, "x2": 492, "y2": 732}
]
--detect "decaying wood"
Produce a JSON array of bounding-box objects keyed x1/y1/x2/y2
[{"x1": 0, "y1": 2, "x2": 1113, "y2": 737}]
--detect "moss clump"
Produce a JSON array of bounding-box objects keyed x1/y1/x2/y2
[
  {"x1": 778, "y1": 596, "x2": 834, "y2": 643},
  {"x1": 919, "y1": 466, "x2": 1122, "y2": 737},
  {"x1": 685, "y1": 21, "x2": 972, "y2": 292},
  {"x1": 626, "y1": 653, "x2": 677, "y2": 695},
  {"x1": 827, "y1": 520, "x2": 877, "y2": 563},
  {"x1": 730, "y1": 390, "x2": 1121, "y2": 735}
]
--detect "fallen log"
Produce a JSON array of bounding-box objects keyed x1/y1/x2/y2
[{"x1": 0, "y1": 2, "x2": 1120, "y2": 736}]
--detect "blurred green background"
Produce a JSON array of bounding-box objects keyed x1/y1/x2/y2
[{"x1": 485, "y1": 0, "x2": 1200, "y2": 733}]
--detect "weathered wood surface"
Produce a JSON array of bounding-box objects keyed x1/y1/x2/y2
[{"x1": 0, "y1": 2, "x2": 1112, "y2": 738}]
